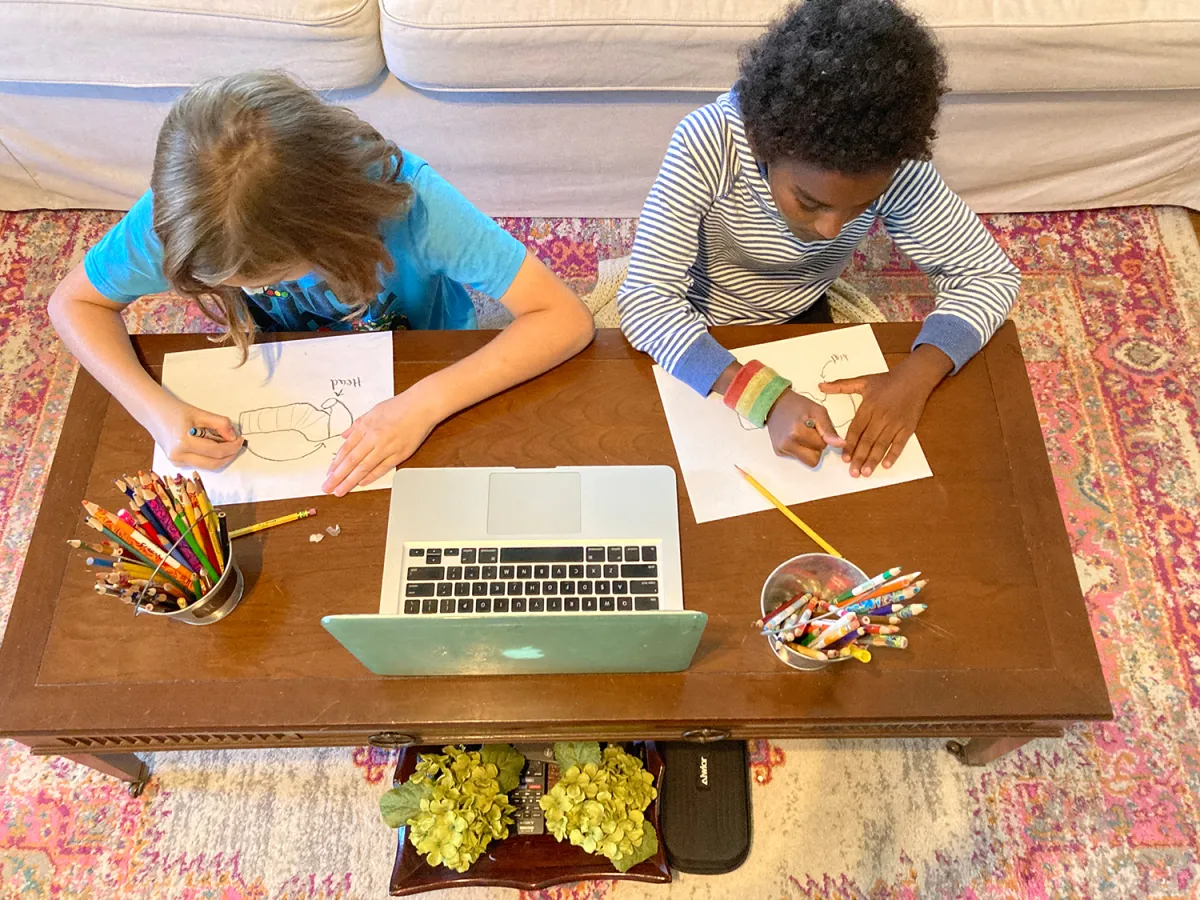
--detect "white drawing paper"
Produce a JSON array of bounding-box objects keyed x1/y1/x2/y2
[
  {"x1": 153, "y1": 332, "x2": 395, "y2": 505},
  {"x1": 653, "y1": 324, "x2": 933, "y2": 524}
]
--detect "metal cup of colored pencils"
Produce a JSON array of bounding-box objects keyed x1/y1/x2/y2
[
  {"x1": 758, "y1": 559, "x2": 931, "y2": 671},
  {"x1": 72, "y1": 470, "x2": 245, "y2": 625}
]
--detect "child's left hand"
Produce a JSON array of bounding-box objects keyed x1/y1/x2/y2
[
  {"x1": 821, "y1": 345, "x2": 953, "y2": 478},
  {"x1": 322, "y1": 389, "x2": 442, "y2": 497}
]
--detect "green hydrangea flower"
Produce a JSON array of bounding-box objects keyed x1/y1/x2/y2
[
  {"x1": 539, "y1": 744, "x2": 659, "y2": 872},
  {"x1": 381, "y1": 745, "x2": 518, "y2": 874}
]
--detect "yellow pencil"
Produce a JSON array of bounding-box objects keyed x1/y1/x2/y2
[
  {"x1": 733, "y1": 465, "x2": 843, "y2": 558},
  {"x1": 229, "y1": 507, "x2": 317, "y2": 539}
]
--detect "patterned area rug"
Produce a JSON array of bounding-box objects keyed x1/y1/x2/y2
[{"x1": 2, "y1": 206, "x2": 1199, "y2": 898}]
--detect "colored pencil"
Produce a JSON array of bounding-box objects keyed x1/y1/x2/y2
[
  {"x1": 229, "y1": 507, "x2": 318, "y2": 539},
  {"x1": 782, "y1": 642, "x2": 828, "y2": 662},
  {"x1": 138, "y1": 486, "x2": 204, "y2": 574},
  {"x1": 85, "y1": 514, "x2": 196, "y2": 598},
  {"x1": 192, "y1": 472, "x2": 225, "y2": 571},
  {"x1": 188, "y1": 479, "x2": 221, "y2": 573},
  {"x1": 68, "y1": 538, "x2": 129, "y2": 558},
  {"x1": 756, "y1": 590, "x2": 808, "y2": 629},
  {"x1": 733, "y1": 465, "x2": 842, "y2": 558},
  {"x1": 843, "y1": 583, "x2": 925, "y2": 615},
  {"x1": 167, "y1": 501, "x2": 218, "y2": 587},
  {"x1": 83, "y1": 501, "x2": 193, "y2": 582}
]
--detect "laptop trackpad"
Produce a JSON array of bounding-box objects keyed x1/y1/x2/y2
[{"x1": 487, "y1": 472, "x2": 582, "y2": 535}]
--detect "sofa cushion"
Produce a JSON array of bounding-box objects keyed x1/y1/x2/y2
[
  {"x1": 0, "y1": 0, "x2": 383, "y2": 89},
  {"x1": 380, "y1": 0, "x2": 1200, "y2": 94}
]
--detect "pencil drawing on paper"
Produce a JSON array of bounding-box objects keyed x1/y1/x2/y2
[
  {"x1": 798, "y1": 353, "x2": 860, "y2": 430},
  {"x1": 237, "y1": 397, "x2": 354, "y2": 462}
]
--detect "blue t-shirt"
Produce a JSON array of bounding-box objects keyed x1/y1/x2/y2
[{"x1": 83, "y1": 152, "x2": 527, "y2": 332}]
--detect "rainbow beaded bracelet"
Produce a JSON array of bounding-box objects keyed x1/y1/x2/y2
[{"x1": 724, "y1": 360, "x2": 792, "y2": 427}]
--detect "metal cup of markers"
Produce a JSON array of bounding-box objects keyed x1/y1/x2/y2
[
  {"x1": 761, "y1": 553, "x2": 867, "y2": 671},
  {"x1": 134, "y1": 512, "x2": 245, "y2": 625}
]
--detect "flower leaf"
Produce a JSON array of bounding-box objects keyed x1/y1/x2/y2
[
  {"x1": 553, "y1": 742, "x2": 602, "y2": 771},
  {"x1": 380, "y1": 779, "x2": 433, "y2": 828},
  {"x1": 480, "y1": 743, "x2": 525, "y2": 794},
  {"x1": 613, "y1": 823, "x2": 658, "y2": 872}
]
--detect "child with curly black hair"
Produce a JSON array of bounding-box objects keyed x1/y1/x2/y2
[{"x1": 619, "y1": 0, "x2": 1020, "y2": 478}]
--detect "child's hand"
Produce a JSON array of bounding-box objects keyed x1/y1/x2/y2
[
  {"x1": 766, "y1": 390, "x2": 845, "y2": 467},
  {"x1": 322, "y1": 391, "x2": 440, "y2": 497},
  {"x1": 148, "y1": 401, "x2": 244, "y2": 470},
  {"x1": 821, "y1": 345, "x2": 953, "y2": 477}
]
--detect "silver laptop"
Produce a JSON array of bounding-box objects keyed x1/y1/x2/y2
[{"x1": 321, "y1": 465, "x2": 707, "y2": 676}]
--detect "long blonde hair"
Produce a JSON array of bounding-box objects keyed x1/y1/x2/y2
[{"x1": 151, "y1": 70, "x2": 413, "y2": 356}]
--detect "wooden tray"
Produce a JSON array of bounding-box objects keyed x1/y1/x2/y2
[{"x1": 389, "y1": 743, "x2": 671, "y2": 895}]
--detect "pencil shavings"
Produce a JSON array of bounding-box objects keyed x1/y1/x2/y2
[
  {"x1": 309, "y1": 533, "x2": 325, "y2": 543},
  {"x1": 325, "y1": 524, "x2": 341, "y2": 537}
]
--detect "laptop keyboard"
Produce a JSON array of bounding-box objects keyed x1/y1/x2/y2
[{"x1": 401, "y1": 542, "x2": 661, "y2": 614}]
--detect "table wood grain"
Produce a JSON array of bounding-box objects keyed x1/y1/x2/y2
[{"x1": 0, "y1": 325, "x2": 1111, "y2": 771}]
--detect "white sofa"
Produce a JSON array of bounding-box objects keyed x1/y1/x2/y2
[{"x1": 2, "y1": 0, "x2": 1199, "y2": 216}]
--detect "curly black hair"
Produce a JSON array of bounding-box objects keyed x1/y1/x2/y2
[{"x1": 735, "y1": 0, "x2": 948, "y2": 173}]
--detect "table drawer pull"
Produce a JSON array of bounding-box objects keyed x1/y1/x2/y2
[
  {"x1": 681, "y1": 727, "x2": 731, "y2": 743},
  {"x1": 368, "y1": 732, "x2": 417, "y2": 749}
]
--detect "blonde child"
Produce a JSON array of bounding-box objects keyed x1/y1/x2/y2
[{"x1": 50, "y1": 71, "x2": 594, "y2": 495}]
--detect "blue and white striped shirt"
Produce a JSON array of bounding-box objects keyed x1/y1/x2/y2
[{"x1": 617, "y1": 93, "x2": 1022, "y2": 395}]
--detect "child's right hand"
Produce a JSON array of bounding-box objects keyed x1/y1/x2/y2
[
  {"x1": 147, "y1": 400, "x2": 244, "y2": 470},
  {"x1": 766, "y1": 390, "x2": 844, "y2": 467}
]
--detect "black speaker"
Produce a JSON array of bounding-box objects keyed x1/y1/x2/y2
[{"x1": 659, "y1": 741, "x2": 752, "y2": 874}]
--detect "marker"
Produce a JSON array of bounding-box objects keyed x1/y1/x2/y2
[
  {"x1": 843, "y1": 645, "x2": 872, "y2": 663},
  {"x1": 832, "y1": 567, "x2": 902, "y2": 604}
]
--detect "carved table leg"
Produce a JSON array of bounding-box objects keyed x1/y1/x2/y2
[{"x1": 63, "y1": 753, "x2": 151, "y2": 796}]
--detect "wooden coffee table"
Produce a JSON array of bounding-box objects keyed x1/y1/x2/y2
[{"x1": 0, "y1": 324, "x2": 1111, "y2": 795}]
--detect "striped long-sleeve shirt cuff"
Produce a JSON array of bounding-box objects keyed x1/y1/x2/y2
[
  {"x1": 672, "y1": 332, "x2": 737, "y2": 395},
  {"x1": 912, "y1": 312, "x2": 984, "y2": 374}
]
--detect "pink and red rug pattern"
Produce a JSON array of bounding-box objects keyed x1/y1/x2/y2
[{"x1": 2, "y1": 206, "x2": 1199, "y2": 898}]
